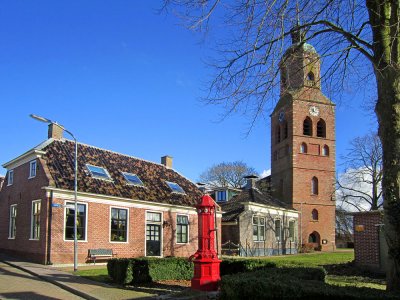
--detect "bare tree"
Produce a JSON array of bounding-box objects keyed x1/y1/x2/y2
[
  {"x1": 337, "y1": 133, "x2": 383, "y2": 211},
  {"x1": 335, "y1": 208, "x2": 354, "y2": 246},
  {"x1": 199, "y1": 161, "x2": 257, "y2": 188},
  {"x1": 163, "y1": 1, "x2": 400, "y2": 290}
]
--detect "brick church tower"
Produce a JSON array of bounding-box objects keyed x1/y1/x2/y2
[{"x1": 270, "y1": 30, "x2": 336, "y2": 251}]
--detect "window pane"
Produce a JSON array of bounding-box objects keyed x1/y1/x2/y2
[
  {"x1": 65, "y1": 203, "x2": 86, "y2": 240},
  {"x1": 166, "y1": 181, "x2": 185, "y2": 194},
  {"x1": 111, "y1": 208, "x2": 128, "y2": 242},
  {"x1": 122, "y1": 172, "x2": 144, "y2": 186}
]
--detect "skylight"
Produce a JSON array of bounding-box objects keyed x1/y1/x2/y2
[
  {"x1": 122, "y1": 172, "x2": 144, "y2": 186},
  {"x1": 86, "y1": 164, "x2": 111, "y2": 180},
  {"x1": 166, "y1": 181, "x2": 185, "y2": 194}
]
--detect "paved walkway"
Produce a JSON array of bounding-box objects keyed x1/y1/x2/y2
[{"x1": 0, "y1": 254, "x2": 156, "y2": 300}]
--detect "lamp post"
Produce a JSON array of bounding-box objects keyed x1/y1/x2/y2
[{"x1": 30, "y1": 114, "x2": 79, "y2": 272}]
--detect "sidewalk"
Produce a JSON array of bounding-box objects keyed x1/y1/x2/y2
[{"x1": 0, "y1": 254, "x2": 156, "y2": 300}]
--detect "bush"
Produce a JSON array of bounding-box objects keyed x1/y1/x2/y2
[
  {"x1": 107, "y1": 257, "x2": 193, "y2": 285},
  {"x1": 220, "y1": 268, "x2": 398, "y2": 300},
  {"x1": 220, "y1": 258, "x2": 276, "y2": 276}
]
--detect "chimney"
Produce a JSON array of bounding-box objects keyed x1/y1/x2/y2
[
  {"x1": 161, "y1": 155, "x2": 173, "y2": 168},
  {"x1": 48, "y1": 123, "x2": 63, "y2": 140},
  {"x1": 244, "y1": 174, "x2": 259, "y2": 190}
]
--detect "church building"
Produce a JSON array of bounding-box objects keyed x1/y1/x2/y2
[{"x1": 270, "y1": 29, "x2": 336, "y2": 251}]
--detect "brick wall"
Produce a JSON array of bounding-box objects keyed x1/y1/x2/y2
[
  {"x1": 0, "y1": 157, "x2": 50, "y2": 263},
  {"x1": 353, "y1": 211, "x2": 383, "y2": 269}
]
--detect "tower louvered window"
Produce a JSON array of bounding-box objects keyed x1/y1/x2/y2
[{"x1": 303, "y1": 117, "x2": 312, "y2": 136}]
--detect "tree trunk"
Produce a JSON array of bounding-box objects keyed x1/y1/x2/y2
[
  {"x1": 375, "y1": 68, "x2": 400, "y2": 292},
  {"x1": 367, "y1": 0, "x2": 400, "y2": 291}
]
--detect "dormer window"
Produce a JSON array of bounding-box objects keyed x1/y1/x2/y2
[
  {"x1": 7, "y1": 170, "x2": 14, "y2": 186},
  {"x1": 86, "y1": 164, "x2": 111, "y2": 180},
  {"x1": 216, "y1": 190, "x2": 227, "y2": 202},
  {"x1": 166, "y1": 181, "x2": 185, "y2": 194},
  {"x1": 122, "y1": 172, "x2": 144, "y2": 186},
  {"x1": 29, "y1": 160, "x2": 37, "y2": 179}
]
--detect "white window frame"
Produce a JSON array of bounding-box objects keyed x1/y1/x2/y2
[
  {"x1": 252, "y1": 215, "x2": 265, "y2": 242},
  {"x1": 274, "y1": 218, "x2": 282, "y2": 242},
  {"x1": 30, "y1": 200, "x2": 41, "y2": 240},
  {"x1": 288, "y1": 219, "x2": 297, "y2": 242},
  {"x1": 216, "y1": 190, "x2": 227, "y2": 202},
  {"x1": 63, "y1": 201, "x2": 88, "y2": 242},
  {"x1": 29, "y1": 160, "x2": 37, "y2": 179},
  {"x1": 145, "y1": 210, "x2": 163, "y2": 257},
  {"x1": 109, "y1": 206, "x2": 129, "y2": 243},
  {"x1": 7, "y1": 170, "x2": 14, "y2": 186},
  {"x1": 176, "y1": 214, "x2": 189, "y2": 244},
  {"x1": 9, "y1": 204, "x2": 17, "y2": 239}
]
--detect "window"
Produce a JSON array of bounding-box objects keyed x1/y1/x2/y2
[
  {"x1": 111, "y1": 208, "x2": 128, "y2": 242},
  {"x1": 322, "y1": 145, "x2": 329, "y2": 156},
  {"x1": 303, "y1": 117, "x2": 312, "y2": 136},
  {"x1": 166, "y1": 181, "x2": 185, "y2": 194},
  {"x1": 275, "y1": 219, "x2": 282, "y2": 241},
  {"x1": 86, "y1": 164, "x2": 111, "y2": 180},
  {"x1": 29, "y1": 160, "x2": 37, "y2": 178},
  {"x1": 289, "y1": 220, "x2": 296, "y2": 241},
  {"x1": 312, "y1": 209, "x2": 319, "y2": 221},
  {"x1": 317, "y1": 119, "x2": 326, "y2": 138},
  {"x1": 311, "y1": 177, "x2": 319, "y2": 195},
  {"x1": 31, "y1": 200, "x2": 41, "y2": 240},
  {"x1": 65, "y1": 202, "x2": 87, "y2": 240},
  {"x1": 176, "y1": 215, "x2": 189, "y2": 243},
  {"x1": 307, "y1": 72, "x2": 315, "y2": 81},
  {"x1": 275, "y1": 126, "x2": 281, "y2": 144},
  {"x1": 146, "y1": 211, "x2": 162, "y2": 222},
  {"x1": 300, "y1": 143, "x2": 308, "y2": 154},
  {"x1": 122, "y1": 172, "x2": 144, "y2": 186},
  {"x1": 7, "y1": 170, "x2": 14, "y2": 186},
  {"x1": 283, "y1": 122, "x2": 288, "y2": 139},
  {"x1": 216, "y1": 190, "x2": 227, "y2": 202},
  {"x1": 252, "y1": 216, "x2": 265, "y2": 241},
  {"x1": 9, "y1": 205, "x2": 17, "y2": 239}
]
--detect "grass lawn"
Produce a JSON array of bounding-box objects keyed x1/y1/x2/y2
[{"x1": 73, "y1": 250, "x2": 387, "y2": 291}]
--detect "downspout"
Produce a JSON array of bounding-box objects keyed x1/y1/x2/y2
[{"x1": 46, "y1": 190, "x2": 53, "y2": 265}]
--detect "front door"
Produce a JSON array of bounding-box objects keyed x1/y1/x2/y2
[{"x1": 146, "y1": 224, "x2": 161, "y2": 256}]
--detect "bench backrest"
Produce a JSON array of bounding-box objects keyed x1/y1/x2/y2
[{"x1": 88, "y1": 249, "x2": 113, "y2": 256}]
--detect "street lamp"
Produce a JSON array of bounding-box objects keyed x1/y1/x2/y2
[{"x1": 30, "y1": 114, "x2": 79, "y2": 272}]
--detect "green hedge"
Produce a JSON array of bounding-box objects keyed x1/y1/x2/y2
[
  {"x1": 220, "y1": 268, "x2": 398, "y2": 300},
  {"x1": 220, "y1": 258, "x2": 276, "y2": 276},
  {"x1": 107, "y1": 257, "x2": 193, "y2": 285}
]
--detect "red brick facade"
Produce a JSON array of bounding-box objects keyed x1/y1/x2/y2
[
  {"x1": 0, "y1": 140, "x2": 211, "y2": 265},
  {"x1": 271, "y1": 43, "x2": 336, "y2": 251},
  {"x1": 353, "y1": 211, "x2": 385, "y2": 270}
]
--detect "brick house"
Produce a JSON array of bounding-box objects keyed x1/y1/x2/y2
[
  {"x1": 220, "y1": 176, "x2": 299, "y2": 256},
  {"x1": 0, "y1": 125, "x2": 208, "y2": 265},
  {"x1": 353, "y1": 211, "x2": 387, "y2": 272}
]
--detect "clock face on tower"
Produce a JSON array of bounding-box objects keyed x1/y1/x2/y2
[{"x1": 309, "y1": 106, "x2": 320, "y2": 116}]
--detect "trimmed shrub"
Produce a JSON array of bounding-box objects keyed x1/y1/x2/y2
[
  {"x1": 220, "y1": 268, "x2": 398, "y2": 300},
  {"x1": 220, "y1": 258, "x2": 276, "y2": 276},
  {"x1": 107, "y1": 257, "x2": 193, "y2": 285}
]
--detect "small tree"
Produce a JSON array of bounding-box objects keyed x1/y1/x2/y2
[
  {"x1": 199, "y1": 161, "x2": 257, "y2": 188},
  {"x1": 337, "y1": 133, "x2": 383, "y2": 211}
]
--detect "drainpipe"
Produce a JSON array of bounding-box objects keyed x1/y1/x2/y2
[{"x1": 46, "y1": 190, "x2": 53, "y2": 265}]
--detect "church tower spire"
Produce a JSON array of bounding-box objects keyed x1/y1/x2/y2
[{"x1": 270, "y1": 34, "x2": 336, "y2": 252}]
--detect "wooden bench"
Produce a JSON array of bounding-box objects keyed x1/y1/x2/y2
[{"x1": 87, "y1": 248, "x2": 116, "y2": 264}]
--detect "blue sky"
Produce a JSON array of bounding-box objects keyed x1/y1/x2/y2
[{"x1": 0, "y1": 1, "x2": 376, "y2": 182}]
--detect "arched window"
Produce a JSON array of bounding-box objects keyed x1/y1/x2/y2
[
  {"x1": 308, "y1": 232, "x2": 320, "y2": 243},
  {"x1": 311, "y1": 177, "x2": 319, "y2": 195},
  {"x1": 300, "y1": 143, "x2": 307, "y2": 154},
  {"x1": 275, "y1": 126, "x2": 281, "y2": 144},
  {"x1": 307, "y1": 71, "x2": 315, "y2": 81},
  {"x1": 303, "y1": 117, "x2": 312, "y2": 136},
  {"x1": 317, "y1": 119, "x2": 326, "y2": 138},
  {"x1": 322, "y1": 145, "x2": 329, "y2": 156},
  {"x1": 283, "y1": 121, "x2": 288, "y2": 139},
  {"x1": 312, "y1": 209, "x2": 319, "y2": 221}
]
